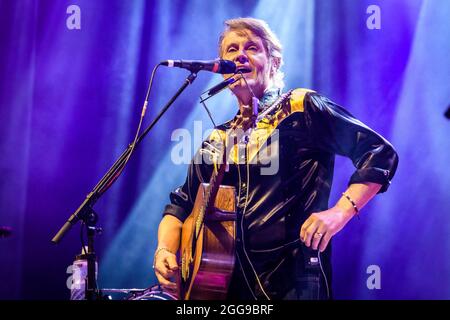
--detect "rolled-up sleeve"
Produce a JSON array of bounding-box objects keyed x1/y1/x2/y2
[
  {"x1": 304, "y1": 92, "x2": 399, "y2": 193},
  {"x1": 163, "y1": 160, "x2": 200, "y2": 222}
]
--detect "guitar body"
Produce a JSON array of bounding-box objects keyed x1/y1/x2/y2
[{"x1": 178, "y1": 183, "x2": 236, "y2": 300}]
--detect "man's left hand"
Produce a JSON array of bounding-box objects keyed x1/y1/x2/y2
[{"x1": 299, "y1": 207, "x2": 354, "y2": 252}]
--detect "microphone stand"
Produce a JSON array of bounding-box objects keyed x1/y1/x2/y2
[{"x1": 51, "y1": 71, "x2": 198, "y2": 300}]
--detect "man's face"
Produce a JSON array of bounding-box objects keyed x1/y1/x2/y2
[{"x1": 220, "y1": 30, "x2": 273, "y2": 100}]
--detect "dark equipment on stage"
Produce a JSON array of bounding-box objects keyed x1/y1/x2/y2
[{"x1": 0, "y1": 226, "x2": 12, "y2": 238}]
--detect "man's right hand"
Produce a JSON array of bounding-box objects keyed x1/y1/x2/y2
[{"x1": 153, "y1": 247, "x2": 178, "y2": 292}]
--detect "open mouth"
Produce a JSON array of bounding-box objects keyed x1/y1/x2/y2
[{"x1": 235, "y1": 66, "x2": 252, "y2": 74}]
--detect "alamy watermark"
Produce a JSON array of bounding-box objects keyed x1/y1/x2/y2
[
  {"x1": 366, "y1": 264, "x2": 381, "y2": 290},
  {"x1": 170, "y1": 121, "x2": 280, "y2": 175},
  {"x1": 66, "y1": 264, "x2": 84, "y2": 290},
  {"x1": 66, "y1": 5, "x2": 81, "y2": 30},
  {"x1": 366, "y1": 5, "x2": 381, "y2": 30}
]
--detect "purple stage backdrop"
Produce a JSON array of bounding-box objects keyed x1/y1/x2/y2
[{"x1": 0, "y1": 0, "x2": 449, "y2": 300}]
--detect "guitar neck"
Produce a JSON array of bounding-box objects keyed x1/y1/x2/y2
[{"x1": 205, "y1": 154, "x2": 228, "y2": 212}]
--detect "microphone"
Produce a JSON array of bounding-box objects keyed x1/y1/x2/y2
[
  {"x1": 161, "y1": 59, "x2": 237, "y2": 74},
  {"x1": 206, "y1": 67, "x2": 252, "y2": 96},
  {"x1": 207, "y1": 77, "x2": 239, "y2": 96}
]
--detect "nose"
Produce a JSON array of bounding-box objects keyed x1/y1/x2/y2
[{"x1": 235, "y1": 50, "x2": 249, "y2": 64}]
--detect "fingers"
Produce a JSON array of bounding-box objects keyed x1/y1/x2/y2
[
  {"x1": 154, "y1": 252, "x2": 178, "y2": 291},
  {"x1": 300, "y1": 208, "x2": 351, "y2": 252},
  {"x1": 301, "y1": 216, "x2": 319, "y2": 247},
  {"x1": 154, "y1": 251, "x2": 178, "y2": 275},
  {"x1": 300, "y1": 213, "x2": 332, "y2": 251},
  {"x1": 155, "y1": 272, "x2": 177, "y2": 290},
  {"x1": 166, "y1": 254, "x2": 179, "y2": 271},
  {"x1": 311, "y1": 226, "x2": 327, "y2": 251},
  {"x1": 300, "y1": 217, "x2": 314, "y2": 242},
  {"x1": 319, "y1": 232, "x2": 332, "y2": 252}
]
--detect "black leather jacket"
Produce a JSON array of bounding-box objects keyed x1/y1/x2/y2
[{"x1": 163, "y1": 88, "x2": 399, "y2": 300}]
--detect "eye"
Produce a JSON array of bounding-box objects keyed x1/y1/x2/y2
[
  {"x1": 246, "y1": 43, "x2": 259, "y2": 51},
  {"x1": 227, "y1": 46, "x2": 237, "y2": 53}
]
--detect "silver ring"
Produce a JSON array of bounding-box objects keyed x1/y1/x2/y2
[{"x1": 314, "y1": 232, "x2": 323, "y2": 238}]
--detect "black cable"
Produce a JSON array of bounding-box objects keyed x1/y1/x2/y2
[
  {"x1": 199, "y1": 73, "x2": 244, "y2": 127},
  {"x1": 200, "y1": 99, "x2": 217, "y2": 127},
  {"x1": 96, "y1": 63, "x2": 162, "y2": 195}
]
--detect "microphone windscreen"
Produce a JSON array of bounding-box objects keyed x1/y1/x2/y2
[{"x1": 218, "y1": 60, "x2": 237, "y2": 74}]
